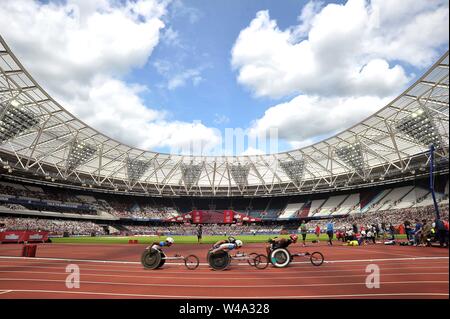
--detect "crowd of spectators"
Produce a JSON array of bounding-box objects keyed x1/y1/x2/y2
[
  {"x1": 0, "y1": 182, "x2": 98, "y2": 215},
  {"x1": 0, "y1": 217, "x2": 105, "y2": 235},
  {"x1": 310, "y1": 204, "x2": 448, "y2": 231},
  {"x1": 122, "y1": 223, "x2": 282, "y2": 236},
  {"x1": 105, "y1": 200, "x2": 180, "y2": 219},
  {"x1": 308, "y1": 204, "x2": 449, "y2": 247},
  {"x1": 0, "y1": 183, "x2": 81, "y2": 203}
]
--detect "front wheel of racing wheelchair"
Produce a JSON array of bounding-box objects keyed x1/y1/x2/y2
[
  {"x1": 207, "y1": 250, "x2": 231, "y2": 271},
  {"x1": 141, "y1": 249, "x2": 166, "y2": 270},
  {"x1": 269, "y1": 248, "x2": 291, "y2": 268},
  {"x1": 270, "y1": 248, "x2": 324, "y2": 267}
]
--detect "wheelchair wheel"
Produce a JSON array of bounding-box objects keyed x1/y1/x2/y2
[
  {"x1": 270, "y1": 248, "x2": 291, "y2": 268},
  {"x1": 310, "y1": 251, "x2": 324, "y2": 266},
  {"x1": 208, "y1": 250, "x2": 231, "y2": 270},
  {"x1": 141, "y1": 249, "x2": 162, "y2": 270},
  {"x1": 254, "y1": 254, "x2": 269, "y2": 270},
  {"x1": 247, "y1": 253, "x2": 258, "y2": 266},
  {"x1": 157, "y1": 251, "x2": 166, "y2": 268},
  {"x1": 185, "y1": 255, "x2": 200, "y2": 270}
]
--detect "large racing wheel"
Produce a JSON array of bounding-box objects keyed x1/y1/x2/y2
[
  {"x1": 309, "y1": 251, "x2": 324, "y2": 266},
  {"x1": 270, "y1": 248, "x2": 291, "y2": 268},
  {"x1": 207, "y1": 250, "x2": 231, "y2": 271},
  {"x1": 141, "y1": 249, "x2": 162, "y2": 270},
  {"x1": 157, "y1": 251, "x2": 166, "y2": 268}
]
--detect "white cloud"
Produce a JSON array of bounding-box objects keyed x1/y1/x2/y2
[
  {"x1": 231, "y1": 0, "x2": 448, "y2": 99},
  {"x1": 0, "y1": 0, "x2": 221, "y2": 153},
  {"x1": 235, "y1": 0, "x2": 448, "y2": 148},
  {"x1": 154, "y1": 59, "x2": 205, "y2": 90},
  {"x1": 249, "y1": 95, "x2": 393, "y2": 144},
  {"x1": 292, "y1": 0, "x2": 324, "y2": 39},
  {"x1": 213, "y1": 114, "x2": 230, "y2": 125},
  {"x1": 162, "y1": 26, "x2": 181, "y2": 47},
  {"x1": 69, "y1": 76, "x2": 221, "y2": 153},
  {"x1": 167, "y1": 69, "x2": 203, "y2": 90},
  {"x1": 169, "y1": 0, "x2": 202, "y2": 24},
  {"x1": 241, "y1": 147, "x2": 265, "y2": 156}
]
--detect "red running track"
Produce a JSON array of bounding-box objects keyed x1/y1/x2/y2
[{"x1": 0, "y1": 243, "x2": 448, "y2": 299}]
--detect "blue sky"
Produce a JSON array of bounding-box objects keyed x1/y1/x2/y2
[
  {"x1": 131, "y1": 1, "x2": 309, "y2": 129},
  {"x1": 132, "y1": 0, "x2": 449, "y2": 153},
  {"x1": 0, "y1": 0, "x2": 448, "y2": 155}
]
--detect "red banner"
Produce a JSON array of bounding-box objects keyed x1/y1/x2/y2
[
  {"x1": 0, "y1": 231, "x2": 49, "y2": 243},
  {"x1": 27, "y1": 231, "x2": 49, "y2": 242},
  {"x1": 191, "y1": 210, "x2": 203, "y2": 224},
  {"x1": 223, "y1": 210, "x2": 234, "y2": 224}
]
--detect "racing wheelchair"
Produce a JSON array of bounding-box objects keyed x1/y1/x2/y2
[
  {"x1": 269, "y1": 247, "x2": 324, "y2": 268},
  {"x1": 207, "y1": 250, "x2": 269, "y2": 271},
  {"x1": 141, "y1": 248, "x2": 200, "y2": 270}
]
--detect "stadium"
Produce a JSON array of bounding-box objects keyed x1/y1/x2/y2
[{"x1": 0, "y1": 2, "x2": 449, "y2": 300}]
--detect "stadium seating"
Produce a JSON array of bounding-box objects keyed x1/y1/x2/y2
[
  {"x1": 332, "y1": 193, "x2": 360, "y2": 215},
  {"x1": 1, "y1": 175, "x2": 449, "y2": 238},
  {"x1": 279, "y1": 202, "x2": 305, "y2": 219},
  {"x1": 314, "y1": 195, "x2": 348, "y2": 217}
]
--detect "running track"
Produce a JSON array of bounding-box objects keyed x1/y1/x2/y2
[{"x1": 0, "y1": 243, "x2": 448, "y2": 299}]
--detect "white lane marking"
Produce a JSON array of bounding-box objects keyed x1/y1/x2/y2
[
  {"x1": 0, "y1": 255, "x2": 448, "y2": 266},
  {"x1": 0, "y1": 256, "x2": 140, "y2": 264},
  {"x1": 0, "y1": 264, "x2": 447, "y2": 275},
  {"x1": 0, "y1": 289, "x2": 447, "y2": 299},
  {"x1": 0, "y1": 270, "x2": 447, "y2": 280},
  {"x1": 0, "y1": 290, "x2": 11, "y2": 295},
  {"x1": 0, "y1": 278, "x2": 447, "y2": 289},
  {"x1": 0, "y1": 258, "x2": 446, "y2": 272}
]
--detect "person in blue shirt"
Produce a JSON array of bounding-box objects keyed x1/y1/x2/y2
[
  {"x1": 413, "y1": 219, "x2": 423, "y2": 246},
  {"x1": 326, "y1": 222, "x2": 334, "y2": 246}
]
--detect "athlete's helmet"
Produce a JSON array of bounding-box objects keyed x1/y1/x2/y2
[
  {"x1": 166, "y1": 237, "x2": 175, "y2": 244},
  {"x1": 290, "y1": 234, "x2": 299, "y2": 242},
  {"x1": 235, "y1": 240, "x2": 243, "y2": 248}
]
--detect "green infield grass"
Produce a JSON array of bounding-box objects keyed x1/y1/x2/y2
[{"x1": 50, "y1": 233, "x2": 406, "y2": 244}]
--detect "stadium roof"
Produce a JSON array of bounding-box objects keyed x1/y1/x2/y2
[{"x1": 0, "y1": 35, "x2": 448, "y2": 197}]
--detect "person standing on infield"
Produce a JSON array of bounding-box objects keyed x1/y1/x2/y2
[
  {"x1": 326, "y1": 221, "x2": 334, "y2": 246},
  {"x1": 197, "y1": 225, "x2": 203, "y2": 243},
  {"x1": 315, "y1": 225, "x2": 321, "y2": 242},
  {"x1": 300, "y1": 221, "x2": 307, "y2": 246}
]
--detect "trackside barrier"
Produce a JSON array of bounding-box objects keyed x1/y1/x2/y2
[
  {"x1": 0, "y1": 231, "x2": 49, "y2": 243},
  {"x1": 128, "y1": 239, "x2": 139, "y2": 244},
  {"x1": 22, "y1": 244, "x2": 37, "y2": 257}
]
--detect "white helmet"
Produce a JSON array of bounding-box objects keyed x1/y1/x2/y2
[
  {"x1": 166, "y1": 237, "x2": 174, "y2": 244},
  {"x1": 235, "y1": 240, "x2": 243, "y2": 248}
]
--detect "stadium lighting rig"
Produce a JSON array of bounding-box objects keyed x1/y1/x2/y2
[
  {"x1": 180, "y1": 163, "x2": 202, "y2": 189},
  {"x1": 230, "y1": 164, "x2": 251, "y2": 188},
  {"x1": 126, "y1": 157, "x2": 151, "y2": 183},
  {"x1": 335, "y1": 142, "x2": 367, "y2": 177},
  {"x1": 66, "y1": 139, "x2": 97, "y2": 172},
  {"x1": 279, "y1": 159, "x2": 305, "y2": 184},
  {"x1": 395, "y1": 108, "x2": 441, "y2": 148},
  {"x1": 0, "y1": 102, "x2": 39, "y2": 144}
]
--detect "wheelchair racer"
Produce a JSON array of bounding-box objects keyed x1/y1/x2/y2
[
  {"x1": 210, "y1": 239, "x2": 243, "y2": 254},
  {"x1": 212, "y1": 236, "x2": 236, "y2": 248},
  {"x1": 146, "y1": 237, "x2": 175, "y2": 252},
  {"x1": 266, "y1": 234, "x2": 298, "y2": 256}
]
